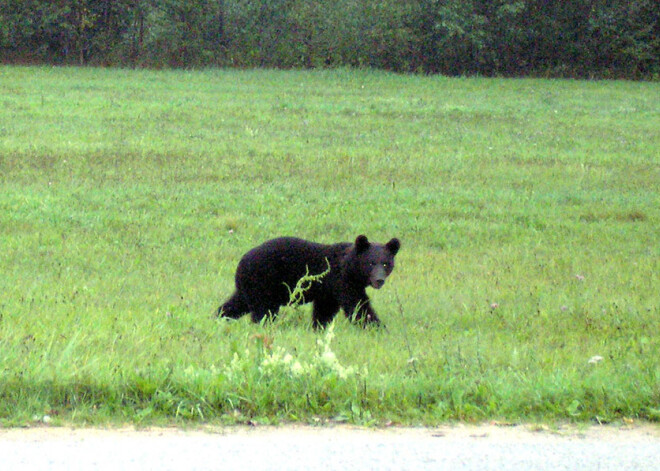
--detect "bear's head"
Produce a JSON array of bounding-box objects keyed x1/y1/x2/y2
[{"x1": 353, "y1": 235, "x2": 400, "y2": 289}]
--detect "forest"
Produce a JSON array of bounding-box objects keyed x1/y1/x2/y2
[{"x1": 1, "y1": 0, "x2": 659, "y2": 78}]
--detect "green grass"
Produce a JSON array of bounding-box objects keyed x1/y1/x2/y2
[{"x1": 0, "y1": 66, "x2": 658, "y2": 427}]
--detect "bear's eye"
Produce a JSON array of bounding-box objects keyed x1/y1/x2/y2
[{"x1": 383, "y1": 262, "x2": 389, "y2": 268}]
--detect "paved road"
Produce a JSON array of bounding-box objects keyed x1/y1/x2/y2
[{"x1": 1, "y1": 424, "x2": 659, "y2": 470}]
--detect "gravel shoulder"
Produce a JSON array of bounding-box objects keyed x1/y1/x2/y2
[
  {"x1": 2, "y1": 423, "x2": 659, "y2": 471},
  {"x1": 1, "y1": 422, "x2": 658, "y2": 441}
]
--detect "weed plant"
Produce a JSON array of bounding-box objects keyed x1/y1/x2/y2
[{"x1": 0, "y1": 66, "x2": 658, "y2": 426}]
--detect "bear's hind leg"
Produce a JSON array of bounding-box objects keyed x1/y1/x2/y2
[
  {"x1": 217, "y1": 292, "x2": 248, "y2": 319},
  {"x1": 250, "y1": 308, "x2": 274, "y2": 323},
  {"x1": 249, "y1": 301, "x2": 281, "y2": 324}
]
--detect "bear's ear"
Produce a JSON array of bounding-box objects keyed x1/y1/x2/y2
[
  {"x1": 355, "y1": 235, "x2": 370, "y2": 254},
  {"x1": 386, "y1": 238, "x2": 400, "y2": 255}
]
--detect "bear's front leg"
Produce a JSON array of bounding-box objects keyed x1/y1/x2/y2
[
  {"x1": 312, "y1": 297, "x2": 340, "y2": 329},
  {"x1": 341, "y1": 293, "x2": 381, "y2": 326}
]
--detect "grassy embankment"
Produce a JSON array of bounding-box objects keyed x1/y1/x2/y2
[{"x1": 0, "y1": 66, "x2": 658, "y2": 426}]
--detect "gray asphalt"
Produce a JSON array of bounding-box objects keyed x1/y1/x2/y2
[{"x1": 1, "y1": 425, "x2": 659, "y2": 470}]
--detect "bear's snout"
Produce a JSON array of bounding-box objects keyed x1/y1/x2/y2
[
  {"x1": 370, "y1": 276, "x2": 386, "y2": 289},
  {"x1": 369, "y1": 263, "x2": 390, "y2": 289}
]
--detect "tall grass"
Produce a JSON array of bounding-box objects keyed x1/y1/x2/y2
[{"x1": 0, "y1": 66, "x2": 658, "y2": 426}]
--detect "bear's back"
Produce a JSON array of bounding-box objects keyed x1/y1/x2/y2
[{"x1": 236, "y1": 237, "x2": 350, "y2": 291}]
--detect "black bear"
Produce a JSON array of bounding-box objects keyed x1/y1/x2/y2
[{"x1": 217, "y1": 235, "x2": 400, "y2": 327}]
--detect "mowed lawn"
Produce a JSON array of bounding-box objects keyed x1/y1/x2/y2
[{"x1": 0, "y1": 66, "x2": 658, "y2": 426}]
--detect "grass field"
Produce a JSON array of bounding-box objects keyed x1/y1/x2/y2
[{"x1": 0, "y1": 66, "x2": 658, "y2": 426}]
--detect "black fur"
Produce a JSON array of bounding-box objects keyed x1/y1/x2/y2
[{"x1": 217, "y1": 235, "x2": 400, "y2": 328}]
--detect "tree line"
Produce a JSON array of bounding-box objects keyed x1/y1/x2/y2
[{"x1": 1, "y1": 0, "x2": 658, "y2": 79}]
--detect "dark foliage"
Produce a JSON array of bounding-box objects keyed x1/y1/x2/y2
[{"x1": 1, "y1": 0, "x2": 658, "y2": 78}]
